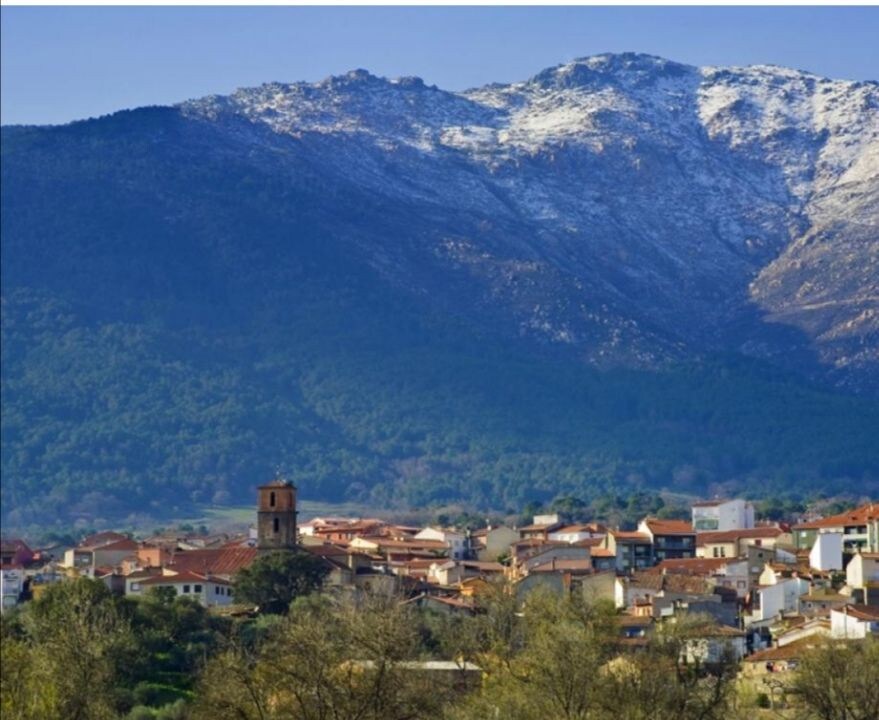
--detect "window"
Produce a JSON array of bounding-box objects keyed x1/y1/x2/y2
[
  {"x1": 131, "y1": 582, "x2": 140, "y2": 591},
  {"x1": 183, "y1": 585, "x2": 190, "y2": 593},
  {"x1": 273, "y1": 518, "x2": 280, "y2": 533},
  {"x1": 194, "y1": 584, "x2": 202, "y2": 593},
  {"x1": 270, "y1": 491, "x2": 276, "y2": 508},
  {"x1": 215, "y1": 586, "x2": 220, "y2": 595}
]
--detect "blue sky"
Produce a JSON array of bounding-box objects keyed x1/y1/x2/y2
[{"x1": 2, "y1": 6, "x2": 877, "y2": 126}]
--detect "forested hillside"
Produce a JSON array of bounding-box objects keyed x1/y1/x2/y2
[{"x1": 3, "y1": 63, "x2": 878, "y2": 528}]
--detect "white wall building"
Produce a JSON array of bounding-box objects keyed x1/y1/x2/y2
[
  {"x1": 130, "y1": 571, "x2": 234, "y2": 607},
  {"x1": 831, "y1": 605, "x2": 879, "y2": 639},
  {"x1": 0, "y1": 567, "x2": 24, "y2": 614},
  {"x1": 415, "y1": 528, "x2": 467, "y2": 559},
  {"x1": 846, "y1": 552, "x2": 879, "y2": 590},
  {"x1": 691, "y1": 499, "x2": 755, "y2": 532},
  {"x1": 750, "y1": 576, "x2": 810, "y2": 624},
  {"x1": 548, "y1": 524, "x2": 604, "y2": 544},
  {"x1": 810, "y1": 532, "x2": 843, "y2": 572}
]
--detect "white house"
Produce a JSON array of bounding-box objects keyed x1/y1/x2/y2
[
  {"x1": 0, "y1": 566, "x2": 24, "y2": 614},
  {"x1": 415, "y1": 528, "x2": 467, "y2": 559},
  {"x1": 691, "y1": 499, "x2": 755, "y2": 532},
  {"x1": 681, "y1": 626, "x2": 747, "y2": 664},
  {"x1": 830, "y1": 604, "x2": 879, "y2": 639},
  {"x1": 427, "y1": 560, "x2": 463, "y2": 586},
  {"x1": 809, "y1": 532, "x2": 843, "y2": 572},
  {"x1": 749, "y1": 572, "x2": 810, "y2": 625},
  {"x1": 130, "y1": 571, "x2": 234, "y2": 607},
  {"x1": 548, "y1": 524, "x2": 604, "y2": 544},
  {"x1": 846, "y1": 552, "x2": 879, "y2": 593}
]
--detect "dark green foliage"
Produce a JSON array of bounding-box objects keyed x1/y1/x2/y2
[
  {"x1": 2, "y1": 577, "x2": 228, "y2": 719},
  {"x1": 234, "y1": 550, "x2": 331, "y2": 614},
  {"x1": 2, "y1": 113, "x2": 878, "y2": 529}
]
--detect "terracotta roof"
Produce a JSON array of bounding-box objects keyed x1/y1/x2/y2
[
  {"x1": 590, "y1": 548, "x2": 616, "y2": 558},
  {"x1": 657, "y1": 557, "x2": 740, "y2": 575},
  {"x1": 837, "y1": 604, "x2": 879, "y2": 621},
  {"x1": 683, "y1": 624, "x2": 745, "y2": 638},
  {"x1": 166, "y1": 547, "x2": 257, "y2": 576},
  {"x1": 745, "y1": 638, "x2": 818, "y2": 663},
  {"x1": 79, "y1": 531, "x2": 129, "y2": 548},
  {"x1": 696, "y1": 527, "x2": 784, "y2": 545},
  {"x1": 793, "y1": 503, "x2": 879, "y2": 531},
  {"x1": 424, "y1": 595, "x2": 476, "y2": 610},
  {"x1": 573, "y1": 537, "x2": 605, "y2": 548},
  {"x1": 552, "y1": 524, "x2": 604, "y2": 534},
  {"x1": 611, "y1": 531, "x2": 651, "y2": 542},
  {"x1": 691, "y1": 499, "x2": 729, "y2": 508},
  {"x1": 643, "y1": 519, "x2": 695, "y2": 536},
  {"x1": 629, "y1": 570, "x2": 713, "y2": 595},
  {"x1": 530, "y1": 558, "x2": 593, "y2": 573},
  {"x1": 93, "y1": 538, "x2": 139, "y2": 553}
]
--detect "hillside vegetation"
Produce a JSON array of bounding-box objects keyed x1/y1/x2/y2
[{"x1": 2, "y1": 95, "x2": 878, "y2": 528}]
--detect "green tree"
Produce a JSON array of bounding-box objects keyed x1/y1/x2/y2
[
  {"x1": 13, "y1": 578, "x2": 134, "y2": 720},
  {"x1": 789, "y1": 638, "x2": 879, "y2": 720},
  {"x1": 192, "y1": 593, "x2": 451, "y2": 720},
  {"x1": 457, "y1": 589, "x2": 618, "y2": 720},
  {"x1": 234, "y1": 550, "x2": 330, "y2": 614}
]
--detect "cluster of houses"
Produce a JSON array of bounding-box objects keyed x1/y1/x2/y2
[{"x1": 2, "y1": 485, "x2": 877, "y2": 673}]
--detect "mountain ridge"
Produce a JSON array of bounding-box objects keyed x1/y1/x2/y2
[{"x1": 2, "y1": 53, "x2": 878, "y2": 528}]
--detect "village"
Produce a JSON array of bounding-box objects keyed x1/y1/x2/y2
[{"x1": 3, "y1": 482, "x2": 877, "y2": 681}]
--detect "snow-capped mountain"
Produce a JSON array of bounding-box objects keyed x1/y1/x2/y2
[
  {"x1": 177, "y1": 52, "x2": 877, "y2": 388},
  {"x1": 4, "y1": 52, "x2": 879, "y2": 523}
]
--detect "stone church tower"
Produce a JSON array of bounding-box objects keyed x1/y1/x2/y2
[{"x1": 256, "y1": 477, "x2": 298, "y2": 552}]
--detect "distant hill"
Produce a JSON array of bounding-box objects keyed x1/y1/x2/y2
[{"x1": 2, "y1": 54, "x2": 878, "y2": 527}]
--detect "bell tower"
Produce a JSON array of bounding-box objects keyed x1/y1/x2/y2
[{"x1": 256, "y1": 476, "x2": 297, "y2": 552}]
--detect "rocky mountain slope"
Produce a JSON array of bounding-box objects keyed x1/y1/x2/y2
[
  {"x1": 2, "y1": 53, "x2": 878, "y2": 527},
  {"x1": 181, "y1": 52, "x2": 879, "y2": 387}
]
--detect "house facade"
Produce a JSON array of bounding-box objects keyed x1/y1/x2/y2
[
  {"x1": 691, "y1": 499, "x2": 755, "y2": 532},
  {"x1": 638, "y1": 519, "x2": 696, "y2": 562}
]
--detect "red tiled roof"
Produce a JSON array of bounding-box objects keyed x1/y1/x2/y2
[
  {"x1": 611, "y1": 531, "x2": 651, "y2": 542},
  {"x1": 166, "y1": 547, "x2": 257, "y2": 576},
  {"x1": 793, "y1": 503, "x2": 879, "y2": 531},
  {"x1": 590, "y1": 548, "x2": 616, "y2": 558},
  {"x1": 574, "y1": 537, "x2": 605, "y2": 548},
  {"x1": 643, "y1": 519, "x2": 695, "y2": 535},
  {"x1": 94, "y1": 539, "x2": 139, "y2": 552},
  {"x1": 656, "y1": 557, "x2": 739, "y2": 575},
  {"x1": 745, "y1": 638, "x2": 818, "y2": 663},
  {"x1": 837, "y1": 604, "x2": 879, "y2": 621},
  {"x1": 696, "y1": 527, "x2": 784, "y2": 545},
  {"x1": 79, "y1": 531, "x2": 129, "y2": 547}
]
